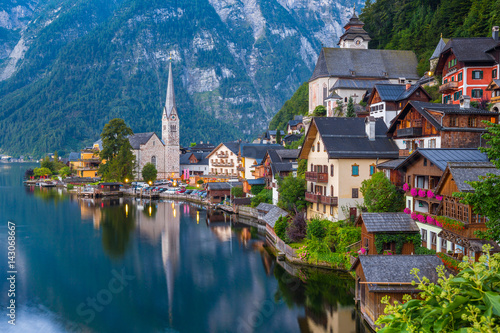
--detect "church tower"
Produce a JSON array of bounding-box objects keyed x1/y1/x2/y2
[
  {"x1": 338, "y1": 10, "x2": 371, "y2": 49},
  {"x1": 162, "y1": 61, "x2": 180, "y2": 179}
]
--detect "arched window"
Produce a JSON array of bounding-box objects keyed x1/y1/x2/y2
[
  {"x1": 317, "y1": 142, "x2": 320, "y2": 152},
  {"x1": 330, "y1": 164, "x2": 334, "y2": 177},
  {"x1": 151, "y1": 156, "x2": 156, "y2": 167}
]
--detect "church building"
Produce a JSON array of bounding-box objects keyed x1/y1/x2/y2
[
  {"x1": 309, "y1": 11, "x2": 420, "y2": 116},
  {"x1": 129, "y1": 62, "x2": 180, "y2": 179}
]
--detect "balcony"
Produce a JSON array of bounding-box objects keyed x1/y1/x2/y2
[
  {"x1": 217, "y1": 152, "x2": 228, "y2": 158},
  {"x1": 305, "y1": 192, "x2": 321, "y2": 203},
  {"x1": 320, "y1": 195, "x2": 338, "y2": 206},
  {"x1": 305, "y1": 171, "x2": 328, "y2": 183},
  {"x1": 491, "y1": 95, "x2": 500, "y2": 104},
  {"x1": 237, "y1": 166, "x2": 245, "y2": 171},
  {"x1": 397, "y1": 127, "x2": 422, "y2": 138},
  {"x1": 438, "y1": 81, "x2": 459, "y2": 94}
]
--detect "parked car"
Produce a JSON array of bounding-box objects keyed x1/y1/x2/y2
[
  {"x1": 184, "y1": 189, "x2": 193, "y2": 195},
  {"x1": 175, "y1": 189, "x2": 186, "y2": 194}
]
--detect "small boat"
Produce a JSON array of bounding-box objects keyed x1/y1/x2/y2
[{"x1": 40, "y1": 181, "x2": 56, "y2": 188}]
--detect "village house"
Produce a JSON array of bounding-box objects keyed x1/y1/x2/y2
[
  {"x1": 286, "y1": 116, "x2": 304, "y2": 134},
  {"x1": 487, "y1": 79, "x2": 500, "y2": 112},
  {"x1": 435, "y1": 27, "x2": 499, "y2": 104},
  {"x1": 238, "y1": 143, "x2": 282, "y2": 180},
  {"x1": 282, "y1": 133, "x2": 302, "y2": 146},
  {"x1": 205, "y1": 182, "x2": 241, "y2": 204},
  {"x1": 261, "y1": 130, "x2": 286, "y2": 144},
  {"x1": 180, "y1": 151, "x2": 210, "y2": 176},
  {"x1": 387, "y1": 99, "x2": 499, "y2": 155},
  {"x1": 352, "y1": 255, "x2": 442, "y2": 330},
  {"x1": 367, "y1": 83, "x2": 431, "y2": 127},
  {"x1": 206, "y1": 141, "x2": 240, "y2": 179},
  {"x1": 309, "y1": 11, "x2": 419, "y2": 114},
  {"x1": 355, "y1": 213, "x2": 420, "y2": 255},
  {"x1": 429, "y1": 162, "x2": 500, "y2": 260},
  {"x1": 70, "y1": 141, "x2": 102, "y2": 178},
  {"x1": 299, "y1": 117, "x2": 399, "y2": 221}
]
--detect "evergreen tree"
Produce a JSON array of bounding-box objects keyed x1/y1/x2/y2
[
  {"x1": 346, "y1": 97, "x2": 355, "y2": 118},
  {"x1": 100, "y1": 118, "x2": 134, "y2": 161}
]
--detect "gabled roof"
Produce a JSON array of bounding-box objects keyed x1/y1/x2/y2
[
  {"x1": 240, "y1": 143, "x2": 282, "y2": 160},
  {"x1": 387, "y1": 101, "x2": 498, "y2": 134},
  {"x1": 371, "y1": 83, "x2": 431, "y2": 103},
  {"x1": 68, "y1": 152, "x2": 81, "y2": 162},
  {"x1": 430, "y1": 37, "x2": 449, "y2": 60},
  {"x1": 310, "y1": 48, "x2": 419, "y2": 82},
  {"x1": 128, "y1": 132, "x2": 157, "y2": 149},
  {"x1": 283, "y1": 134, "x2": 302, "y2": 143},
  {"x1": 287, "y1": 117, "x2": 303, "y2": 127},
  {"x1": 256, "y1": 202, "x2": 274, "y2": 213},
  {"x1": 376, "y1": 158, "x2": 405, "y2": 170},
  {"x1": 435, "y1": 161, "x2": 500, "y2": 193},
  {"x1": 300, "y1": 117, "x2": 399, "y2": 160},
  {"x1": 352, "y1": 255, "x2": 442, "y2": 292},
  {"x1": 180, "y1": 151, "x2": 210, "y2": 166},
  {"x1": 486, "y1": 79, "x2": 500, "y2": 91},
  {"x1": 356, "y1": 213, "x2": 419, "y2": 233},
  {"x1": 206, "y1": 182, "x2": 235, "y2": 191},
  {"x1": 263, "y1": 206, "x2": 288, "y2": 228},
  {"x1": 396, "y1": 148, "x2": 490, "y2": 172},
  {"x1": 206, "y1": 141, "x2": 241, "y2": 159},
  {"x1": 436, "y1": 38, "x2": 497, "y2": 74},
  {"x1": 189, "y1": 143, "x2": 215, "y2": 151}
]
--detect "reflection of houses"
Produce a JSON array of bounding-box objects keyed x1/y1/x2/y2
[
  {"x1": 299, "y1": 117, "x2": 398, "y2": 221},
  {"x1": 298, "y1": 305, "x2": 356, "y2": 333},
  {"x1": 355, "y1": 213, "x2": 420, "y2": 255},
  {"x1": 431, "y1": 162, "x2": 500, "y2": 260},
  {"x1": 387, "y1": 100, "x2": 499, "y2": 155},
  {"x1": 352, "y1": 255, "x2": 442, "y2": 330}
]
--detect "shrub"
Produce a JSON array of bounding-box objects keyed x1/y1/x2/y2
[
  {"x1": 307, "y1": 218, "x2": 326, "y2": 240},
  {"x1": 274, "y1": 216, "x2": 290, "y2": 242},
  {"x1": 286, "y1": 212, "x2": 307, "y2": 243},
  {"x1": 415, "y1": 247, "x2": 436, "y2": 255}
]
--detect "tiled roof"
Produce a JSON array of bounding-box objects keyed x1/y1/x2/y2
[
  {"x1": 223, "y1": 141, "x2": 241, "y2": 155},
  {"x1": 376, "y1": 158, "x2": 406, "y2": 170},
  {"x1": 374, "y1": 83, "x2": 426, "y2": 102},
  {"x1": 240, "y1": 143, "x2": 282, "y2": 159},
  {"x1": 310, "y1": 48, "x2": 419, "y2": 82},
  {"x1": 354, "y1": 255, "x2": 442, "y2": 292},
  {"x1": 263, "y1": 206, "x2": 288, "y2": 228},
  {"x1": 180, "y1": 151, "x2": 210, "y2": 166},
  {"x1": 358, "y1": 213, "x2": 420, "y2": 233},
  {"x1": 447, "y1": 161, "x2": 500, "y2": 192},
  {"x1": 332, "y1": 79, "x2": 387, "y2": 90},
  {"x1": 128, "y1": 132, "x2": 156, "y2": 149},
  {"x1": 441, "y1": 37, "x2": 497, "y2": 63},
  {"x1": 206, "y1": 182, "x2": 232, "y2": 191},
  {"x1": 397, "y1": 148, "x2": 490, "y2": 172},
  {"x1": 247, "y1": 178, "x2": 265, "y2": 185},
  {"x1": 311, "y1": 117, "x2": 399, "y2": 159},
  {"x1": 430, "y1": 38, "x2": 449, "y2": 60},
  {"x1": 256, "y1": 203, "x2": 274, "y2": 213},
  {"x1": 68, "y1": 152, "x2": 81, "y2": 162}
]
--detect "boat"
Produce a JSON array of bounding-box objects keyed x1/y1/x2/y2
[{"x1": 40, "y1": 181, "x2": 57, "y2": 188}]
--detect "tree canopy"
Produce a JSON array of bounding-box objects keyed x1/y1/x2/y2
[
  {"x1": 278, "y1": 173, "x2": 308, "y2": 213},
  {"x1": 313, "y1": 105, "x2": 326, "y2": 117},
  {"x1": 360, "y1": 171, "x2": 404, "y2": 212},
  {"x1": 100, "y1": 118, "x2": 134, "y2": 161},
  {"x1": 142, "y1": 163, "x2": 157, "y2": 183}
]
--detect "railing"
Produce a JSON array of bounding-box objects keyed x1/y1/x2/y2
[
  {"x1": 397, "y1": 127, "x2": 422, "y2": 137},
  {"x1": 438, "y1": 81, "x2": 459, "y2": 93},
  {"x1": 305, "y1": 171, "x2": 328, "y2": 183},
  {"x1": 320, "y1": 195, "x2": 338, "y2": 206},
  {"x1": 305, "y1": 192, "x2": 321, "y2": 203}
]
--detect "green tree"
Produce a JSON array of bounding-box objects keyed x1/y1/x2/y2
[
  {"x1": 197, "y1": 179, "x2": 204, "y2": 185},
  {"x1": 231, "y1": 187, "x2": 244, "y2": 198},
  {"x1": 458, "y1": 121, "x2": 500, "y2": 241},
  {"x1": 285, "y1": 135, "x2": 304, "y2": 149},
  {"x1": 41, "y1": 156, "x2": 56, "y2": 173},
  {"x1": 313, "y1": 105, "x2": 327, "y2": 117},
  {"x1": 251, "y1": 188, "x2": 272, "y2": 207},
  {"x1": 274, "y1": 216, "x2": 290, "y2": 243},
  {"x1": 99, "y1": 118, "x2": 134, "y2": 161},
  {"x1": 142, "y1": 162, "x2": 157, "y2": 183},
  {"x1": 276, "y1": 130, "x2": 282, "y2": 144},
  {"x1": 277, "y1": 174, "x2": 307, "y2": 212},
  {"x1": 360, "y1": 172, "x2": 404, "y2": 212},
  {"x1": 376, "y1": 245, "x2": 500, "y2": 332},
  {"x1": 101, "y1": 141, "x2": 136, "y2": 182},
  {"x1": 34, "y1": 167, "x2": 52, "y2": 177},
  {"x1": 346, "y1": 97, "x2": 355, "y2": 117},
  {"x1": 297, "y1": 159, "x2": 307, "y2": 178},
  {"x1": 59, "y1": 166, "x2": 71, "y2": 177},
  {"x1": 190, "y1": 142, "x2": 196, "y2": 147}
]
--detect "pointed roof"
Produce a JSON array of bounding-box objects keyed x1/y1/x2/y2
[
  {"x1": 164, "y1": 62, "x2": 177, "y2": 117},
  {"x1": 430, "y1": 37, "x2": 449, "y2": 60}
]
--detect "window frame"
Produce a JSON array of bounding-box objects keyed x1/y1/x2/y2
[
  {"x1": 351, "y1": 164, "x2": 359, "y2": 177},
  {"x1": 472, "y1": 70, "x2": 483, "y2": 80}
]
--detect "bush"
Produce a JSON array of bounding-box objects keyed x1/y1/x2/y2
[
  {"x1": 251, "y1": 188, "x2": 272, "y2": 207},
  {"x1": 274, "y1": 216, "x2": 290, "y2": 242},
  {"x1": 286, "y1": 212, "x2": 307, "y2": 242},
  {"x1": 307, "y1": 218, "x2": 326, "y2": 240},
  {"x1": 250, "y1": 184, "x2": 265, "y2": 195},
  {"x1": 197, "y1": 179, "x2": 204, "y2": 185},
  {"x1": 67, "y1": 184, "x2": 75, "y2": 190},
  {"x1": 415, "y1": 247, "x2": 436, "y2": 255},
  {"x1": 231, "y1": 187, "x2": 244, "y2": 198}
]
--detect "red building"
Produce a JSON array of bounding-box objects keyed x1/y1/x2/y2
[{"x1": 435, "y1": 28, "x2": 500, "y2": 105}]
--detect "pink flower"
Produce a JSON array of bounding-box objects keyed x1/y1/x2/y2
[
  {"x1": 410, "y1": 188, "x2": 418, "y2": 197},
  {"x1": 417, "y1": 214, "x2": 425, "y2": 223},
  {"x1": 435, "y1": 195, "x2": 443, "y2": 201},
  {"x1": 404, "y1": 208, "x2": 411, "y2": 214},
  {"x1": 411, "y1": 212, "x2": 418, "y2": 220},
  {"x1": 436, "y1": 221, "x2": 443, "y2": 228},
  {"x1": 418, "y1": 189, "x2": 426, "y2": 197},
  {"x1": 358, "y1": 247, "x2": 366, "y2": 255},
  {"x1": 427, "y1": 190, "x2": 434, "y2": 198},
  {"x1": 403, "y1": 183, "x2": 410, "y2": 192},
  {"x1": 426, "y1": 215, "x2": 435, "y2": 225}
]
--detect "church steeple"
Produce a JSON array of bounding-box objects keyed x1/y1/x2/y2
[
  {"x1": 163, "y1": 61, "x2": 177, "y2": 118},
  {"x1": 162, "y1": 59, "x2": 180, "y2": 178},
  {"x1": 338, "y1": 9, "x2": 371, "y2": 49}
]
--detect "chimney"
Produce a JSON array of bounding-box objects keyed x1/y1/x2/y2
[
  {"x1": 365, "y1": 116, "x2": 376, "y2": 141},
  {"x1": 493, "y1": 26, "x2": 499, "y2": 41},
  {"x1": 405, "y1": 83, "x2": 411, "y2": 90},
  {"x1": 460, "y1": 95, "x2": 471, "y2": 109}
]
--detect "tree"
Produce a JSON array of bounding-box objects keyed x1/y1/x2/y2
[
  {"x1": 346, "y1": 97, "x2": 355, "y2": 117},
  {"x1": 360, "y1": 172, "x2": 404, "y2": 212},
  {"x1": 99, "y1": 118, "x2": 134, "y2": 161},
  {"x1": 41, "y1": 156, "x2": 56, "y2": 173},
  {"x1": 142, "y1": 163, "x2": 157, "y2": 183},
  {"x1": 251, "y1": 188, "x2": 272, "y2": 207},
  {"x1": 334, "y1": 100, "x2": 344, "y2": 116},
  {"x1": 286, "y1": 212, "x2": 307, "y2": 242},
  {"x1": 313, "y1": 105, "x2": 327, "y2": 117},
  {"x1": 34, "y1": 167, "x2": 52, "y2": 177},
  {"x1": 59, "y1": 166, "x2": 71, "y2": 177},
  {"x1": 376, "y1": 245, "x2": 500, "y2": 332},
  {"x1": 274, "y1": 216, "x2": 290, "y2": 243},
  {"x1": 231, "y1": 187, "x2": 244, "y2": 198},
  {"x1": 458, "y1": 121, "x2": 500, "y2": 241},
  {"x1": 100, "y1": 141, "x2": 136, "y2": 182},
  {"x1": 297, "y1": 159, "x2": 307, "y2": 178},
  {"x1": 24, "y1": 168, "x2": 34, "y2": 179},
  {"x1": 277, "y1": 174, "x2": 307, "y2": 212},
  {"x1": 197, "y1": 179, "x2": 204, "y2": 185},
  {"x1": 276, "y1": 130, "x2": 282, "y2": 144}
]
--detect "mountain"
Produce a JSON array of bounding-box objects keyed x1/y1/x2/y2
[{"x1": 0, "y1": 0, "x2": 363, "y2": 157}]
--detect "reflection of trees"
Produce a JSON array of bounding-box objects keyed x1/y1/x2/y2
[
  {"x1": 32, "y1": 187, "x2": 68, "y2": 204},
  {"x1": 101, "y1": 203, "x2": 136, "y2": 259}
]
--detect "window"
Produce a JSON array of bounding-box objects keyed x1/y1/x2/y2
[
  {"x1": 472, "y1": 70, "x2": 483, "y2": 80},
  {"x1": 330, "y1": 206, "x2": 334, "y2": 215},
  {"x1": 421, "y1": 229, "x2": 427, "y2": 242},
  {"x1": 369, "y1": 164, "x2": 375, "y2": 176},
  {"x1": 153, "y1": 141, "x2": 155, "y2": 146},
  {"x1": 170, "y1": 124, "x2": 176, "y2": 132},
  {"x1": 330, "y1": 164, "x2": 334, "y2": 177},
  {"x1": 423, "y1": 158, "x2": 427, "y2": 166},
  {"x1": 310, "y1": 163, "x2": 313, "y2": 171},
  {"x1": 468, "y1": 116, "x2": 477, "y2": 127},
  {"x1": 316, "y1": 203, "x2": 320, "y2": 211},
  {"x1": 151, "y1": 156, "x2": 156, "y2": 167},
  {"x1": 431, "y1": 232, "x2": 437, "y2": 245},
  {"x1": 417, "y1": 176, "x2": 425, "y2": 188},
  {"x1": 352, "y1": 188, "x2": 359, "y2": 198},
  {"x1": 331, "y1": 185, "x2": 334, "y2": 196},
  {"x1": 451, "y1": 76, "x2": 455, "y2": 82},
  {"x1": 494, "y1": 69, "x2": 498, "y2": 80},
  {"x1": 323, "y1": 204, "x2": 326, "y2": 213},
  {"x1": 471, "y1": 89, "x2": 483, "y2": 98},
  {"x1": 429, "y1": 139, "x2": 436, "y2": 148},
  {"x1": 317, "y1": 142, "x2": 320, "y2": 152},
  {"x1": 444, "y1": 78, "x2": 448, "y2": 84},
  {"x1": 450, "y1": 115, "x2": 458, "y2": 127},
  {"x1": 458, "y1": 72, "x2": 463, "y2": 81},
  {"x1": 441, "y1": 238, "x2": 447, "y2": 249},
  {"x1": 312, "y1": 145, "x2": 315, "y2": 152},
  {"x1": 352, "y1": 164, "x2": 359, "y2": 176},
  {"x1": 454, "y1": 90, "x2": 462, "y2": 101},
  {"x1": 323, "y1": 165, "x2": 328, "y2": 173}
]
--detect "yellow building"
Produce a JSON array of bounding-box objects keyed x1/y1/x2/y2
[
  {"x1": 299, "y1": 117, "x2": 399, "y2": 222},
  {"x1": 70, "y1": 142, "x2": 102, "y2": 178}
]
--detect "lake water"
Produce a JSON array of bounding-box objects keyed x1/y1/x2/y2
[{"x1": 0, "y1": 163, "x2": 364, "y2": 333}]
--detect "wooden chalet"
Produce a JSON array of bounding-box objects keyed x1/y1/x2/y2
[
  {"x1": 352, "y1": 255, "x2": 442, "y2": 330},
  {"x1": 433, "y1": 162, "x2": 500, "y2": 261},
  {"x1": 387, "y1": 100, "x2": 498, "y2": 156},
  {"x1": 99, "y1": 183, "x2": 121, "y2": 192},
  {"x1": 355, "y1": 213, "x2": 420, "y2": 255},
  {"x1": 205, "y1": 182, "x2": 242, "y2": 204}
]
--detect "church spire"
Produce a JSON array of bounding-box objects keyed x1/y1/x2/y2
[{"x1": 164, "y1": 61, "x2": 176, "y2": 117}]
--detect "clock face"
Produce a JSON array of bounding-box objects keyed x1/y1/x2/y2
[
  {"x1": 354, "y1": 38, "x2": 363, "y2": 46},
  {"x1": 170, "y1": 115, "x2": 176, "y2": 121}
]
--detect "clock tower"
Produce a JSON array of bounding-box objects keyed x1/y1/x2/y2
[
  {"x1": 338, "y1": 10, "x2": 371, "y2": 49},
  {"x1": 162, "y1": 61, "x2": 180, "y2": 179}
]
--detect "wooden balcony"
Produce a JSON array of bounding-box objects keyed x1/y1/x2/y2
[
  {"x1": 305, "y1": 192, "x2": 321, "y2": 203},
  {"x1": 320, "y1": 195, "x2": 338, "y2": 206},
  {"x1": 491, "y1": 95, "x2": 500, "y2": 103},
  {"x1": 305, "y1": 171, "x2": 328, "y2": 183},
  {"x1": 397, "y1": 127, "x2": 422, "y2": 138},
  {"x1": 438, "y1": 81, "x2": 459, "y2": 93}
]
